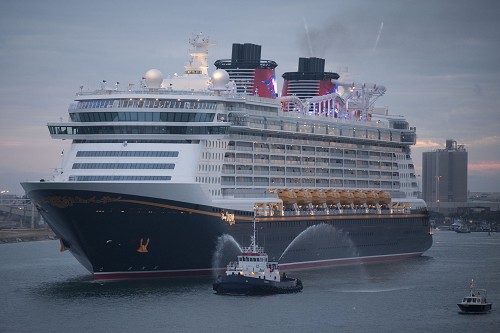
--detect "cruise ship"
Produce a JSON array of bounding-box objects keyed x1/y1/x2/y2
[{"x1": 21, "y1": 34, "x2": 432, "y2": 280}]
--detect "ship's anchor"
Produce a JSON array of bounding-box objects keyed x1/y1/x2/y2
[{"x1": 137, "y1": 238, "x2": 150, "y2": 253}]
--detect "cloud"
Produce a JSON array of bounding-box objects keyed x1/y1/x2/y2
[
  {"x1": 469, "y1": 161, "x2": 500, "y2": 172},
  {"x1": 296, "y1": 20, "x2": 354, "y2": 59},
  {"x1": 1, "y1": 0, "x2": 500, "y2": 193},
  {"x1": 467, "y1": 136, "x2": 499, "y2": 147},
  {"x1": 415, "y1": 140, "x2": 442, "y2": 149},
  {"x1": 473, "y1": 83, "x2": 482, "y2": 97},
  {"x1": 372, "y1": 22, "x2": 384, "y2": 52}
]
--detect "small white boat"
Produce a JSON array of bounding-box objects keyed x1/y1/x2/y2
[{"x1": 457, "y1": 279, "x2": 492, "y2": 314}]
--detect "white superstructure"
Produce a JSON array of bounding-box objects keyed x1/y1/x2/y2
[{"x1": 47, "y1": 34, "x2": 422, "y2": 213}]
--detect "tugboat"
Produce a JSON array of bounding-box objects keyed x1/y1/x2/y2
[
  {"x1": 213, "y1": 217, "x2": 303, "y2": 295},
  {"x1": 457, "y1": 279, "x2": 492, "y2": 314}
]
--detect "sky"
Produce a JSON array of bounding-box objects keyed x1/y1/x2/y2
[{"x1": 1, "y1": 0, "x2": 500, "y2": 195}]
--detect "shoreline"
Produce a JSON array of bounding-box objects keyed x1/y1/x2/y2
[{"x1": 0, "y1": 228, "x2": 57, "y2": 244}]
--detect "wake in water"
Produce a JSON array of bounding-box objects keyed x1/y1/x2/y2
[
  {"x1": 338, "y1": 286, "x2": 416, "y2": 293},
  {"x1": 211, "y1": 234, "x2": 242, "y2": 278}
]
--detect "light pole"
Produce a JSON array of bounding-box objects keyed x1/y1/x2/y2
[
  {"x1": 436, "y1": 175, "x2": 443, "y2": 213},
  {"x1": 417, "y1": 174, "x2": 421, "y2": 198}
]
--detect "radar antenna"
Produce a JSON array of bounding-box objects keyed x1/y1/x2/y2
[{"x1": 185, "y1": 32, "x2": 212, "y2": 76}]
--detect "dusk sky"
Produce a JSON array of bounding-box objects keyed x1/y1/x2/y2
[{"x1": 1, "y1": 0, "x2": 499, "y2": 195}]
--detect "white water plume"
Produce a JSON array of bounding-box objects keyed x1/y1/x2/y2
[
  {"x1": 279, "y1": 223, "x2": 357, "y2": 261},
  {"x1": 211, "y1": 234, "x2": 242, "y2": 277}
]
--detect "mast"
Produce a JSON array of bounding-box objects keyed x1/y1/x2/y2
[
  {"x1": 251, "y1": 205, "x2": 257, "y2": 253},
  {"x1": 185, "y1": 33, "x2": 210, "y2": 75}
]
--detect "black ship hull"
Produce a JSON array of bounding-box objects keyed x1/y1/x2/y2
[{"x1": 24, "y1": 186, "x2": 433, "y2": 280}]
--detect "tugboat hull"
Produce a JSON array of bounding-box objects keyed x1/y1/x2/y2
[
  {"x1": 457, "y1": 303, "x2": 492, "y2": 314},
  {"x1": 213, "y1": 274, "x2": 303, "y2": 295}
]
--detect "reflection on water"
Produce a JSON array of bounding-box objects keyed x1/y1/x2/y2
[
  {"x1": 2, "y1": 232, "x2": 499, "y2": 332},
  {"x1": 31, "y1": 276, "x2": 213, "y2": 300},
  {"x1": 294, "y1": 254, "x2": 434, "y2": 294},
  {"x1": 338, "y1": 286, "x2": 416, "y2": 293}
]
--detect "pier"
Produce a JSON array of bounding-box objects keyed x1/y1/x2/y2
[
  {"x1": 0, "y1": 197, "x2": 41, "y2": 228},
  {"x1": 0, "y1": 196, "x2": 54, "y2": 243}
]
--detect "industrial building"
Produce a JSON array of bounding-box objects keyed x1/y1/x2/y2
[{"x1": 422, "y1": 139, "x2": 467, "y2": 212}]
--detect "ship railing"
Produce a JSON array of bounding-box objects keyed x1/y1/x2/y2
[
  {"x1": 226, "y1": 262, "x2": 239, "y2": 270},
  {"x1": 76, "y1": 89, "x2": 276, "y2": 105},
  {"x1": 77, "y1": 89, "x2": 220, "y2": 97},
  {"x1": 280, "y1": 207, "x2": 410, "y2": 217},
  {"x1": 241, "y1": 246, "x2": 265, "y2": 254},
  {"x1": 222, "y1": 190, "x2": 278, "y2": 199},
  {"x1": 278, "y1": 109, "x2": 390, "y2": 128}
]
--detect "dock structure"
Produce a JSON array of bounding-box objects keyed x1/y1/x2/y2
[{"x1": 0, "y1": 197, "x2": 43, "y2": 229}]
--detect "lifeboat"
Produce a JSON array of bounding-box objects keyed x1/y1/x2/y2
[
  {"x1": 295, "y1": 190, "x2": 313, "y2": 205},
  {"x1": 339, "y1": 190, "x2": 355, "y2": 205},
  {"x1": 365, "y1": 190, "x2": 379, "y2": 205},
  {"x1": 278, "y1": 190, "x2": 297, "y2": 205},
  {"x1": 311, "y1": 190, "x2": 327, "y2": 205},
  {"x1": 352, "y1": 190, "x2": 367, "y2": 205},
  {"x1": 325, "y1": 189, "x2": 341, "y2": 204},
  {"x1": 378, "y1": 191, "x2": 391, "y2": 205}
]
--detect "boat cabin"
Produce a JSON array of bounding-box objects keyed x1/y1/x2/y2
[{"x1": 462, "y1": 291, "x2": 487, "y2": 304}]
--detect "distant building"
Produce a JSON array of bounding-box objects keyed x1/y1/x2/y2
[
  {"x1": 422, "y1": 139, "x2": 467, "y2": 210},
  {"x1": 469, "y1": 192, "x2": 500, "y2": 202}
]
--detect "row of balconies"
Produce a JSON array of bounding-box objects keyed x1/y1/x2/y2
[
  {"x1": 239, "y1": 120, "x2": 409, "y2": 143},
  {"x1": 222, "y1": 164, "x2": 399, "y2": 178},
  {"x1": 223, "y1": 158, "x2": 398, "y2": 169},
  {"x1": 227, "y1": 144, "x2": 395, "y2": 160},
  {"x1": 220, "y1": 177, "x2": 397, "y2": 189},
  {"x1": 228, "y1": 172, "x2": 396, "y2": 180},
  {"x1": 225, "y1": 153, "x2": 396, "y2": 163},
  {"x1": 228, "y1": 132, "x2": 406, "y2": 151},
  {"x1": 220, "y1": 174, "x2": 398, "y2": 182}
]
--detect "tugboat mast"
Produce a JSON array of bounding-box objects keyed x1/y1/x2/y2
[{"x1": 251, "y1": 205, "x2": 257, "y2": 253}]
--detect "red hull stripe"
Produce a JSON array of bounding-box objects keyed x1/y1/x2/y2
[{"x1": 92, "y1": 252, "x2": 423, "y2": 280}]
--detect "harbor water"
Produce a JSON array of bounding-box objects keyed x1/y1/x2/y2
[{"x1": 1, "y1": 231, "x2": 499, "y2": 332}]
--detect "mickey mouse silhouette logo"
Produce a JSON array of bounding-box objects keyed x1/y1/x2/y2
[{"x1": 137, "y1": 238, "x2": 150, "y2": 253}]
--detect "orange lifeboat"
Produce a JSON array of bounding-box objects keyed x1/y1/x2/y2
[
  {"x1": 325, "y1": 189, "x2": 341, "y2": 204},
  {"x1": 365, "y1": 190, "x2": 379, "y2": 205},
  {"x1": 295, "y1": 190, "x2": 313, "y2": 205},
  {"x1": 278, "y1": 190, "x2": 297, "y2": 205},
  {"x1": 339, "y1": 190, "x2": 355, "y2": 205},
  {"x1": 352, "y1": 190, "x2": 367, "y2": 205},
  {"x1": 378, "y1": 191, "x2": 391, "y2": 205},
  {"x1": 311, "y1": 190, "x2": 327, "y2": 205}
]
